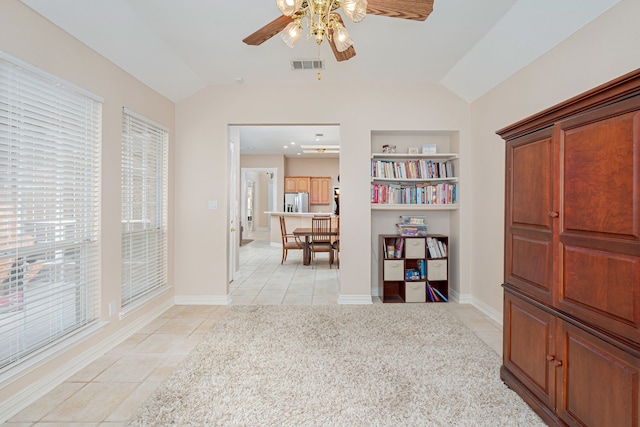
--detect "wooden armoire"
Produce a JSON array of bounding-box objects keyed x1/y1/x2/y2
[{"x1": 497, "y1": 69, "x2": 640, "y2": 427}]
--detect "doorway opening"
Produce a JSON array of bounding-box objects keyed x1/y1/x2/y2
[
  {"x1": 229, "y1": 124, "x2": 340, "y2": 278},
  {"x1": 241, "y1": 167, "x2": 277, "y2": 241}
]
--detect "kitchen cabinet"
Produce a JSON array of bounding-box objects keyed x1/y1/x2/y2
[
  {"x1": 310, "y1": 177, "x2": 331, "y2": 205},
  {"x1": 284, "y1": 176, "x2": 310, "y2": 193}
]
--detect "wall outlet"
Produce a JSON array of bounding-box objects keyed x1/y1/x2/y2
[{"x1": 109, "y1": 301, "x2": 116, "y2": 317}]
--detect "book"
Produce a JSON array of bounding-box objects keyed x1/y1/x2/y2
[
  {"x1": 427, "y1": 237, "x2": 439, "y2": 258},
  {"x1": 431, "y1": 286, "x2": 449, "y2": 302},
  {"x1": 426, "y1": 283, "x2": 438, "y2": 302},
  {"x1": 395, "y1": 237, "x2": 404, "y2": 258}
]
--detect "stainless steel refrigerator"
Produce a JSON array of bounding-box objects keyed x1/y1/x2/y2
[{"x1": 284, "y1": 192, "x2": 309, "y2": 213}]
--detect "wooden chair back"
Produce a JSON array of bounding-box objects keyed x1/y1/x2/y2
[
  {"x1": 279, "y1": 216, "x2": 288, "y2": 244},
  {"x1": 311, "y1": 216, "x2": 332, "y2": 244}
]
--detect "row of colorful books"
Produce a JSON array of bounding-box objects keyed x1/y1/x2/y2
[
  {"x1": 372, "y1": 182, "x2": 457, "y2": 205},
  {"x1": 371, "y1": 159, "x2": 454, "y2": 180}
]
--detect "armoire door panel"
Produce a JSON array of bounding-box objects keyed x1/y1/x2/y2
[
  {"x1": 559, "y1": 245, "x2": 640, "y2": 341},
  {"x1": 558, "y1": 321, "x2": 640, "y2": 427},
  {"x1": 561, "y1": 111, "x2": 639, "y2": 239},
  {"x1": 511, "y1": 137, "x2": 554, "y2": 229},
  {"x1": 504, "y1": 292, "x2": 555, "y2": 408},
  {"x1": 509, "y1": 235, "x2": 552, "y2": 300}
]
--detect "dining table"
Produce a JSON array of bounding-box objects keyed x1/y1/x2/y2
[{"x1": 292, "y1": 227, "x2": 339, "y2": 266}]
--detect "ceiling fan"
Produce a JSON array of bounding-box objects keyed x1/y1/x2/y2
[{"x1": 243, "y1": 0, "x2": 434, "y2": 63}]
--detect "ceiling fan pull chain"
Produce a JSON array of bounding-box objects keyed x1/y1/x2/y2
[{"x1": 317, "y1": 43, "x2": 322, "y2": 80}]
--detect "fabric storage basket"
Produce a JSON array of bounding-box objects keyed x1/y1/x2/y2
[{"x1": 405, "y1": 282, "x2": 426, "y2": 302}]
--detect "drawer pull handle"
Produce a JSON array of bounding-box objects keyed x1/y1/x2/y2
[
  {"x1": 548, "y1": 211, "x2": 559, "y2": 218},
  {"x1": 554, "y1": 360, "x2": 563, "y2": 367},
  {"x1": 546, "y1": 355, "x2": 555, "y2": 362}
]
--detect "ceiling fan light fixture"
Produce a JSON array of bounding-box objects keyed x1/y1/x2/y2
[
  {"x1": 342, "y1": 0, "x2": 367, "y2": 23},
  {"x1": 276, "y1": 0, "x2": 302, "y2": 16},
  {"x1": 280, "y1": 21, "x2": 302, "y2": 48},
  {"x1": 332, "y1": 23, "x2": 353, "y2": 52}
]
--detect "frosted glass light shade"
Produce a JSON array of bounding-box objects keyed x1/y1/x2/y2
[
  {"x1": 342, "y1": 0, "x2": 367, "y2": 23},
  {"x1": 276, "y1": 0, "x2": 302, "y2": 16},
  {"x1": 280, "y1": 21, "x2": 302, "y2": 48},
  {"x1": 333, "y1": 23, "x2": 353, "y2": 52}
]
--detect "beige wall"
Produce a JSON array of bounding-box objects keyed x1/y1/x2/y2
[
  {"x1": 175, "y1": 83, "x2": 472, "y2": 302},
  {"x1": 468, "y1": 0, "x2": 640, "y2": 315},
  {"x1": 0, "y1": 0, "x2": 175, "y2": 404}
]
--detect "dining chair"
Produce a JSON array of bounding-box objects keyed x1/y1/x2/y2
[
  {"x1": 311, "y1": 216, "x2": 334, "y2": 268},
  {"x1": 279, "y1": 216, "x2": 303, "y2": 264}
]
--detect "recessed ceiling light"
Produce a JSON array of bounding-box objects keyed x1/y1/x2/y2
[
  {"x1": 283, "y1": 145, "x2": 288, "y2": 149},
  {"x1": 290, "y1": 141, "x2": 296, "y2": 145}
]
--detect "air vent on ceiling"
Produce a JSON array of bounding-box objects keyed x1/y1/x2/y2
[{"x1": 291, "y1": 59, "x2": 324, "y2": 71}]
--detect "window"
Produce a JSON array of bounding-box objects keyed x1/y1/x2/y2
[
  {"x1": 121, "y1": 109, "x2": 168, "y2": 308},
  {"x1": 0, "y1": 52, "x2": 102, "y2": 369}
]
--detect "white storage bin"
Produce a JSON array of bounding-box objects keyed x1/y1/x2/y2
[
  {"x1": 406, "y1": 282, "x2": 426, "y2": 303},
  {"x1": 383, "y1": 260, "x2": 404, "y2": 281},
  {"x1": 427, "y1": 260, "x2": 448, "y2": 281},
  {"x1": 404, "y1": 238, "x2": 426, "y2": 259}
]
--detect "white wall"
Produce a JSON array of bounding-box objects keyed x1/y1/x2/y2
[{"x1": 468, "y1": 0, "x2": 640, "y2": 316}]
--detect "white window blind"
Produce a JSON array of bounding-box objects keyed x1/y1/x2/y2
[
  {"x1": 121, "y1": 109, "x2": 168, "y2": 308},
  {"x1": 0, "y1": 52, "x2": 102, "y2": 370}
]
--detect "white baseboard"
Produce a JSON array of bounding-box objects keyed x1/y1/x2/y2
[
  {"x1": 338, "y1": 294, "x2": 373, "y2": 304},
  {"x1": 0, "y1": 298, "x2": 174, "y2": 424},
  {"x1": 454, "y1": 292, "x2": 502, "y2": 326},
  {"x1": 174, "y1": 295, "x2": 231, "y2": 305}
]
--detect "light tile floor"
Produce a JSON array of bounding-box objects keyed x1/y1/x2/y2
[{"x1": 3, "y1": 230, "x2": 503, "y2": 426}]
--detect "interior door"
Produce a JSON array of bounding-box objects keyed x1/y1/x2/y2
[{"x1": 228, "y1": 133, "x2": 239, "y2": 283}]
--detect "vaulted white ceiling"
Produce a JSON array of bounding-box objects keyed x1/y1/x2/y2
[{"x1": 21, "y1": 0, "x2": 619, "y2": 103}]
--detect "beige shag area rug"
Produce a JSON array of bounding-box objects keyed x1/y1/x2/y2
[{"x1": 126, "y1": 305, "x2": 544, "y2": 427}]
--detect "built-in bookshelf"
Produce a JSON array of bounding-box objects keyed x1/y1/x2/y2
[
  {"x1": 370, "y1": 130, "x2": 460, "y2": 302},
  {"x1": 371, "y1": 152, "x2": 459, "y2": 210},
  {"x1": 379, "y1": 234, "x2": 449, "y2": 303}
]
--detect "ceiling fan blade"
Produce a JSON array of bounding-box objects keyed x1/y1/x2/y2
[
  {"x1": 366, "y1": 0, "x2": 434, "y2": 21},
  {"x1": 243, "y1": 15, "x2": 294, "y2": 46}
]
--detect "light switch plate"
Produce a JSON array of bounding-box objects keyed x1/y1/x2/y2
[{"x1": 208, "y1": 200, "x2": 218, "y2": 210}]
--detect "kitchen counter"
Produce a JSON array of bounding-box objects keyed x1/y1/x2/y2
[
  {"x1": 265, "y1": 211, "x2": 335, "y2": 217},
  {"x1": 266, "y1": 212, "x2": 337, "y2": 246}
]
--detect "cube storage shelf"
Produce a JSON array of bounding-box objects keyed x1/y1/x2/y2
[{"x1": 379, "y1": 234, "x2": 449, "y2": 303}]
